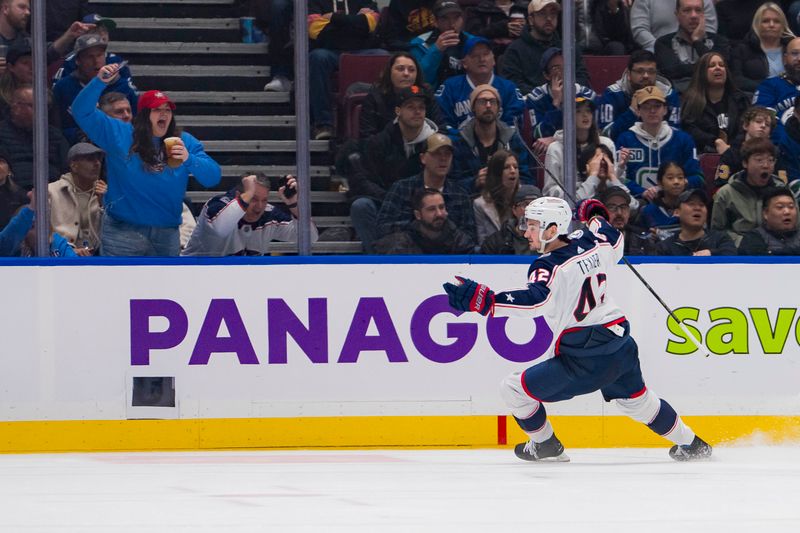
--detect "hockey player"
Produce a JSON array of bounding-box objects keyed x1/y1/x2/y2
[{"x1": 442, "y1": 196, "x2": 713, "y2": 462}]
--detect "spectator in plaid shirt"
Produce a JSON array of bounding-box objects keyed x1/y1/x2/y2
[{"x1": 377, "y1": 132, "x2": 477, "y2": 248}]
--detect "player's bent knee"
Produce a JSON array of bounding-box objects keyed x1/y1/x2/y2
[
  {"x1": 615, "y1": 389, "x2": 661, "y2": 424},
  {"x1": 500, "y1": 372, "x2": 540, "y2": 419}
]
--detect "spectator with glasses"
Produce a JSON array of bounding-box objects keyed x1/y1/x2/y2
[{"x1": 711, "y1": 136, "x2": 786, "y2": 245}]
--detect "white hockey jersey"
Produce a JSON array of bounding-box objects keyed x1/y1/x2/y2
[{"x1": 493, "y1": 217, "x2": 625, "y2": 355}]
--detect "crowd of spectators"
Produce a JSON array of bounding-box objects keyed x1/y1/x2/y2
[{"x1": 5, "y1": 0, "x2": 800, "y2": 258}]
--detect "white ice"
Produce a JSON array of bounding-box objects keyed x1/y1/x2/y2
[{"x1": 1, "y1": 446, "x2": 798, "y2": 533}]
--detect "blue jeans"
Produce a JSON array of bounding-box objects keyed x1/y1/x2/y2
[
  {"x1": 101, "y1": 213, "x2": 180, "y2": 257},
  {"x1": 350, "y1": 196, "x2": 380, "y2": 253},
  {"x1": 309, "y1": 48, "x2": 388, "y2": 128}
]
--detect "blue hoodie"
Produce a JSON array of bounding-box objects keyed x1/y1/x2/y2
[
  {"x1": 72, "y1": 77, "x2": 221, "y2": 227},
  {"x1": 597, "y1": 73, "x2": 680, "y2": 141}
]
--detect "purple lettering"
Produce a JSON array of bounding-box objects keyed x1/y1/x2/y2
[
  {"x1": 268, "y1": 298, "x2": 328, "y2": 364},
  {"x1": 486, "y1": 316, "x2": 553, "y2": 363},
  {"x1": 130, "y1": 299, "x2": 188, "y2": 366},
  {"x1": 338, "y1": 297, "x2": 407, "y2": 363},
  {"x1": 410, "y1": 295, "x2": 477, "y2": 363},
  {"x1": 189, "y1": 299, "x2": 258, "y2": 365}
]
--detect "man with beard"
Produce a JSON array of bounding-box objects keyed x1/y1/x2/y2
[
  {"x1": 598, "y1": 49, "x2": 681, "y2": 142},
  {"x1": 450, "y1": 84, "x2": 532, "y2": 192},
  {"x1": 655, "y1": 188, "x2": 736, "y2": 256},
  {"x1": 0, "y1": 0, "x2": 94, "y2": 75},
  {"x1": 712, "y1": 137, "x2": 786, "y2": 245},
  {"x1": 739, "y1": 186, "x2": 800, "y2": 255},
  {"x1": 0, "y1": 84, "x2": 69, "y2": 189},
  {"x1": 53, "y1": 33, "x2": 138, "y2": 144},
  {"x1": 377, "y1": 132, "x2": 476, "y2": 246},
  {"x1": 631, "y1": 0, "x2": 717, "y2": 53},
  {"x1": 48, "y1": 143, "x2": 106, "y2": 256},
  {"x1": 434, "y1": 35, "x2": 524, "y2": 129},
  {"x1": 654, "y1": 0, "x2": 729, "y2": 94},
  {"x1": 754, "y1": 37, "x2": 800, "y2": 125},
  {"x1": 373, "y1": 187, "x2": 474, "y2": 254},
  {"x1": 500, "y1": 0, "x2": 589, "y2": 96}
]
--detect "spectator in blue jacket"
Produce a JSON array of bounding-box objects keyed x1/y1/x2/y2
[
  {"x1": 435, "y1": 35, "x2": 523, "y2": 130},
  {"x1": 52, "y1": 13, "x2": 126, "y2": 84},
  {"x1": 53, "y1": 33, "x2": 137, "y2": 144},
  {"x1": 753, "y1": 36, "x2": 800, "y2": 125},
  {"x1": 450, "y1": 84, "x2": 532, "y2": 193},
  {"x1": 72, "y1": 62, "x2": 221, "y2": 256},
  {"x1": 410, "y1": 0, "x2": 475, "y2": 87},
  {"x1": 775, "y1": 95, "x2": 800, "y2": 183},
  {"x1": 637, "y1": 161, "x2": 687, "y2": 233},
  {"x1": 525, "y1": 47, "x2": 597, "y2": 141},
  {"x1": 598, "y1": 50, "x2": 681, "y2": 142},
  {"x1": 616, "y1": 86, "x2": 703, "y2": 200},
  {"x1": 0, "y1": 195, "x2": 76, "y2": 257}
]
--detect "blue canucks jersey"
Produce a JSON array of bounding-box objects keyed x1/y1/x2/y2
[{"x1": 435, "y1": 73, "x2": 525, "y2": 129}]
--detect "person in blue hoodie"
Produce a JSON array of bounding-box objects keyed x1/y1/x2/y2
[
  {"x1": 616, "y1": 86, "x2": 703, "y2": 200},
  {"x1": 597, "y1": 50, "x2": 681, "y2": 142},
  {"x1": 71, "y1": 62, "x2": 221, "y2": 257},
  {"x1": 410, "y1": 0, "x2": 475, "y2": 87}
]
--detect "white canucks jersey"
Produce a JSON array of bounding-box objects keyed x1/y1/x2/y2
[{"x1": 493, "y1": 218, "x2": 626, "y2": 355}]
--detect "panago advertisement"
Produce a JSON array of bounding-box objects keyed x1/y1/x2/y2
[{"x1": 1, "y1": 257, "x2": 799, "y2": 451}]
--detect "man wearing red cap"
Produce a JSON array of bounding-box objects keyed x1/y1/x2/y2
[{"x1": 71, "y1": 63, "x2": 221, "y2": 256}]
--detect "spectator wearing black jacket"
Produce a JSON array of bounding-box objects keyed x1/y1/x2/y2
[
  {"x1": 654, "y1": 0, "x2": 730, "y2": 93},
  {"x1": 358, "y1": 51, "x2": 445, "y2": 139},
  {"x1": 374, "y1": 188, "x2": 474, "y2": 254},
  {"x1": 480, "y1": 183, "x2": 540, "y2": 255},
  {"x1": 308, "y1": 0, "x2": 382, "y2": 140},
  {"x1": 584, "y1": 0, "x2": 636, "y2": 56},
  {"x1": 656, "y1": 188, "x2": 737, "y2": 256},
  {"x1": 738, "y1": 186, "x2": 800, "y2": 254},
  {"x1": 714, "y1": 106, "x2": 778, "y2": 188},
  {"x1": 730, "y1": 3, "x2": 795, "y2": 94},
  {"x1": 464, "y1": 0, "x2": 528, "y2": 57},
  {"x1": 680, "y1": 51, "x2": 750, "y2": 154},
  {"x1": 0, "y1": 149, "x2": 26, "y2": 230}
]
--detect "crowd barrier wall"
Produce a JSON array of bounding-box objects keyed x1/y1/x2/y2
[{"x1": 1, "y1": 256, "x2": 799, "y2": 452}]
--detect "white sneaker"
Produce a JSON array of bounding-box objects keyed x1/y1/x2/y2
[{"x1": 263, "y1": 75, "x2": 292, "y2": 92}]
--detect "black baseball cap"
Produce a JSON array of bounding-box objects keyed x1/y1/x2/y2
[
  {"x1": 678, "y1": 188, "x2": 709, "y2": 205},
  {"x1": 396, "y1": 85, "x2": 430, "y2": 106},
  {"x1": 5, "y1": 38, "x2": 31, "y2": 64}
]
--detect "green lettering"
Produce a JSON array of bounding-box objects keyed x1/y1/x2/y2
[
  {"x1": 666, "y1": 307, "x2": 702, "y2": 355},
  {"x1": 706, "y1": 307, "x2": 748, "y2": 355},
  {"x1": 749, "y1": 308, "x2": 796, "y2": 354}
]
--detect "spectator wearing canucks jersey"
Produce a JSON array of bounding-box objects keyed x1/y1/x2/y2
[
  {"x1": 381, "y1": 0, "x2": 436, "y2": 51},
  {"x1": 711, "y1": 137, "x2": 786, "y2": 245},
  {"x1": 182, "y1": 174, "x2": 318, "y2": 256},
  {"x1": 679, "y1": 51, "x2": 750, "y2": 154},
  {"x1": 543, "y1": 97, "x2": 620, "y2": 201},
  {"x1": 500, "y1": 0, "x2": 590, "y2": 96},
  {"x1": 52, "y1": 13, "x2": 129, "y2": 84},
  {"x1": 526, "y1": 47, "x2": 596, "y2": 140},
  {"x1": 450, "y1": 84, "x2": 532, "y2": 193},
  {"x1": 434, "y1": 35, "x2": 524, "y2": 129},
  {"x1": 636, "y1": 161, "x2": 686, "y2": 233},
  {"x1": 753, "y1": 37, "x2": 800, "y2": 125},
  {"x1": 774, "y1": 95, "x2": 800, "y2": 183},
  {"x1": 410, "y1": 0, "x2": 475, "y2": 87},
  {"x1": 308, "y1": 0, "x2": 381, "y2": 140},
  {"x1": 597, "y1": 50, "x2": 681, "y2": 142},
  {"x1": 377, "y1": 133, "x2": 476, "y2": 247},
  {"x1": 616, "y1": 86, "x2": 703, "y2": 200},
  {"x1": 53, "y1": 33, "x2": 138, "y2": 145},
  {"x1": 653, "y1": 0, "x2": 729, "y2": 94}
]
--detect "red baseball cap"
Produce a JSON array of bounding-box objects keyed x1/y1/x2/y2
[{"x1": 137, "y1": 90, "x2": 176, "y2": 113}]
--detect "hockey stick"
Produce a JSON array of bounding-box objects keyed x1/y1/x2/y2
[{"x1": 519, "y1": 136, "x2": 712, "y2": 357}]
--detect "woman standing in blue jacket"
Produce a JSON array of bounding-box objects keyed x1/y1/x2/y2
[{"x1": 72, "y1": 62, "x2": 221, "y2": 256}]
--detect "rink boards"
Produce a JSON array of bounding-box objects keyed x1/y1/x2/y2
[{"x1": 1, "y1": 256, "x2": 800, "y2": 452}]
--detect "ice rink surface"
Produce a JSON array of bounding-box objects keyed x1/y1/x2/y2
[{"x1": 1, "y1": 445, "x2": 799, "y2": 533}]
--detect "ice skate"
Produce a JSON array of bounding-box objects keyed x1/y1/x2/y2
[
  {"x1": 514, "y1": 434, "x2": 570, "y2": 462},
  {"x1": 669, "y1": 436, "x2": 712, "y2": 462}
]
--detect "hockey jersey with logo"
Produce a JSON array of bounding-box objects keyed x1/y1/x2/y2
[
  {"x1": 435, "y1": 73, "x2": 524, "y2": 129},
  {"x1": 525, "y1": 82, "x2": 597, "y2": 139},
  {"x1": 753, "y1": 74, "x2": 800, "y2": 125},
  {"x1": 597, "y1": 73, "x2": 681, "y2": 141}
]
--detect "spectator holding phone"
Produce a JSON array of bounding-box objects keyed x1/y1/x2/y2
[
  {"x1": 71, "y1": 62, "x2": 221, "y2": 256},
  {"x1": 182, "y1": 173, "x2": 318, "y2": 256}
]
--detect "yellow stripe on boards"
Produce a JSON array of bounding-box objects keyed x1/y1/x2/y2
[{"x1": 1, "y1": 416, "x2": 799, "y2": 453}]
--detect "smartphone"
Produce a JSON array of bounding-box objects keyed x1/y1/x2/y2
[
  {"x1": 278, "y1": 175, "x2": 297, "y2": 199},
  {"x1": 102, "y1": 60, "x2": 129, "y2": 80}
]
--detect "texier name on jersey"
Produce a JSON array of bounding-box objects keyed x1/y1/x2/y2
[{"x1": 576, "y1": 252, "x2": 601, "y2": 276}]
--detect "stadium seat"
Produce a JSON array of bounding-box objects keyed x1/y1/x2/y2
[
  {"x1": 698, "y1": 152, "x2": 721, "y2": 197},
  {"x1": 584, "y1": 55, "x2": 629, "y2": 95},
  {"x1": 336, "y1": 53, "x2": 390, "y2": 139}
]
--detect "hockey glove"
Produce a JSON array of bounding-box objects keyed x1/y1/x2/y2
[
  {"x1": 442, "y1": 276, "x2": 495, "y2": 316},
  {"x1": 575, "y1": 198, "x2": 610, "y2": 223}
]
